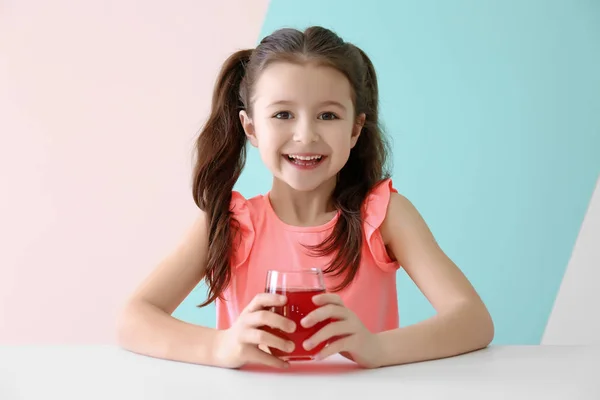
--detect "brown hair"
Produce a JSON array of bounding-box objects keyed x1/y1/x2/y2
[{"x1": 192, "y1": 26, "x2": 390, "y2": 307}]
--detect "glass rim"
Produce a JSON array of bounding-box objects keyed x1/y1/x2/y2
[{"x1": 265, "y1": 268, "x2": 323, "y2": 275}]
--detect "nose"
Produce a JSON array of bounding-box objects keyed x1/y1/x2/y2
[{"x1": 292, "y1": 119, "x2": 319, "y2": 144}]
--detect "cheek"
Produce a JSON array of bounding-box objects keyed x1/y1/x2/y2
[
  {"x1": 255, "y1": 122, "x2": 288, "y2": 148},
  {"x1": 252, "y1": 127, "x2": 283, "y2": 162},
  {"x1": 327, "y1": 127, "x2": 354, "y2": 150}
]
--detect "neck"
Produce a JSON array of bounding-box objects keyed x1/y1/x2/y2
[{"x1": 268, "y1": 177, "x2": 338, "y2": 227}]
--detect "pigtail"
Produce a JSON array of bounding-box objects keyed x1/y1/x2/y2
[
  {"x1": 352, "y1": 44, "x2": 390, "y2": 185},
  {"x1": 192, "y1": 49, "x2": 253, "y2": 307}
]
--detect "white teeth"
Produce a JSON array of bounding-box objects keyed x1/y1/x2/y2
[{"x1": 287, "y1": 155, "x2": 323, "y2": 161}]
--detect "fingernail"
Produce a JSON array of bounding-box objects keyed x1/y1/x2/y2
[
  {"x1": 287, "y1": 341, "x2": 295, "y2": 352},
  {"x1": 301, "y1": 318, "x2": 310, "y2": 327},
  {"x1": 304, "y1": 341, "x2": 313, "y2": 350},
  {"x1": 288, "y1": 322, "x2": 296, "y2": 332},
  {"x1": 279, "y1": 295, "x2": 286, "y2": 302}
]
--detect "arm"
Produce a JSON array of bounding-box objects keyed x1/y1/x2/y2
[
  {"x1": 116, "y1": 210, "x2": 220, "y2": 365},
  {"x1": 375, "y1": 192, "x2": 494, "y2": 367}
]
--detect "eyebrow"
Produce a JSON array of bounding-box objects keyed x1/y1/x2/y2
[{"x1": 267, "y1": 100, "x2": 347, "y2": 111}]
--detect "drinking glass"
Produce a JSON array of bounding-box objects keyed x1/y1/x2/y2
[{"x1": 263, "y1": 268, "x2": 331, "y2": 361}]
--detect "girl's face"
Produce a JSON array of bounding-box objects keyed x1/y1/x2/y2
[{"x1": 239, "y1": 61, "x2": 365, "y2": 192}]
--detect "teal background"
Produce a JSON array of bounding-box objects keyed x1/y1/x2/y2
[{"x1": 174, "y1": 0, "x2": 600, "y2": 344}]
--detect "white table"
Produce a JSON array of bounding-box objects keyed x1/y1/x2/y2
[{"x1": 1, "y1": 345, "x2": 598, "y2": 399}]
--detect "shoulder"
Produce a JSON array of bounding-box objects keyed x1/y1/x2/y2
[
  {"x1": 229, "y1": 190, "x2": 270, "y2": 238},
  {"x1": 230, "y1": 191, "x2": 266, "y2": 219},
  {"x1": 363, "y1": 178, "x2": 436, "y2": 262},
  {"x1": 379, "y1": 186, "x2": 443, "y2": 269},
  {"x1": 362, "y1": 178, "x2": 397, "y2": 225},
  {"x1": 380, "y1": 191, "x2": 424, "y2": 245}
]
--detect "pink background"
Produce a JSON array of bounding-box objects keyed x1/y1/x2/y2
[{"x1": 0, "y1": 0, "x2": 269, "y2": 344}]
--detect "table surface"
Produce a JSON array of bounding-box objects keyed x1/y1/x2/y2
[{"x1": 1, "y1": 345, "x2": 598, "y2": 399}]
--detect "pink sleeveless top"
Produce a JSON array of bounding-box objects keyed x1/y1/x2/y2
[{"x1": 215, "y1": 178, "x2": 401, "y2": 333}]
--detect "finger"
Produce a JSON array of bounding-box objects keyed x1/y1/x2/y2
[
  {"x1": 243, "y1": 293, "x2": 287, "y2": 313},
  {"x1": 240, "y1": 328, "x2": 295, "y2": 354},
  {"x1": 303, "y1": 320, "x2": 354, "y2": 351},
  {"x1": 301, "y1": 304, "x2": 349, "y2": 328},
  {"x1": 245, "y1": 310, "x2": 296, "y2": 333},
  {"x1": 315, "y1": 335, "x2": 354, "y2": 361},
  {"x1": 245, "y1": 346, "x2": 289, "y2": 369},
  {"x1": 311, "y1": 293, "x2": 345, "y2": 307}
]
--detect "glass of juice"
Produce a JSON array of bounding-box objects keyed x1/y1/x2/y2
[{"x1": 263, "y1": 268, "x2": 331, "y2": 361}]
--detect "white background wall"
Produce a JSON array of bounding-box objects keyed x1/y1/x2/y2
[{"x1": 543, "y1": 176, "x2": 600, "y2": 345}]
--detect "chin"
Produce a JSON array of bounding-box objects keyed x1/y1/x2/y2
[{"x1": 278, "y1": 174, "x2": 338, "y2": 193}]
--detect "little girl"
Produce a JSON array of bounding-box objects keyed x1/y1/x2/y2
[{"x1": 117, "y1": 26, "x2": 494, "y2": 369}]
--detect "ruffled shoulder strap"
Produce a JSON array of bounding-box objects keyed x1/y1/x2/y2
[
  {"x1": 362, "y1": 179, "x2": 400, "y2": 272},
  {"x1": 229, "y1": 191, "x2": 255, "y2": 269}
]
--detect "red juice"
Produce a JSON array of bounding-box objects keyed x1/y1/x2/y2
[{"x1": 263, "y1": 287, "x2": 332, "y2": 361}]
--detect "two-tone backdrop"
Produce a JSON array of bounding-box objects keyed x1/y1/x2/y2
[{"x1": 1, "y1": 0, "x2": 598, "y2": 345}]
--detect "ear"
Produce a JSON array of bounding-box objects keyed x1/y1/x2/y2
[
  {"x1": 239, "y1": 110, "x2": 258, "y2": 147},
  {"x1": 351, "y1": 113, "x2": 366, "y2": 148}
]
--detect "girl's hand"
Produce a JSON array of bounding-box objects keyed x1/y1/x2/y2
[
  {"x1": 301, "y1": 293, "x2": 383, "y2": 369},
  {"x1": 213, "y1": 293, "x2": 296, "y2": 369}
]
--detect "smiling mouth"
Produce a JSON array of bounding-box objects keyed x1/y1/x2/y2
[{"x1": 284, "y1": 154, "x2": 326, "y2": 168}]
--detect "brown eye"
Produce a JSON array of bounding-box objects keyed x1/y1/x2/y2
[
  {"x1": 273, "y1": 111, "x2": 292, "y2": 119},
  {"x1": 319, "y1": 112, "x2": 338, "y2": 120}
]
